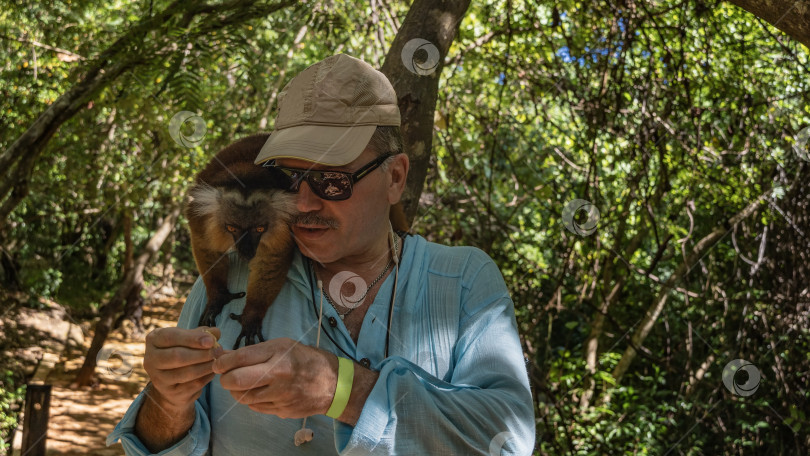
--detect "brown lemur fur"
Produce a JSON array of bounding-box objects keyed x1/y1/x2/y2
[
  {"x1": 186, "y1": 133, "x2": 410, "y2": 350},
  {"x1": 186, "y1": 134, "x2": 294, "y2": 349}
]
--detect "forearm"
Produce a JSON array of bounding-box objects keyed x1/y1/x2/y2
[
  {"x1": 134, "y1": 383, "x2": 196, "y2": 453},
  {"x1": 337, "y1": 361, "x2": 379, "y2": 426},
  {"x1": 337, "y1": 357, "x2": 535, "y2": 455}
]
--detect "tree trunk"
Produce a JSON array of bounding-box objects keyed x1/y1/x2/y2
[
  {"x1": 580, "y1": 280, "x2": 623, "y2": 410},
  {"x1": 380, "y1": 0, "x2": 472, "y2": 224},
  {"x1": 726, "y1": 0, "x2": 810, "y2": 49},
  {"x1": 72, "y1": 205, "x2": 181, "y2": 387},
  {"x1": 580, "y1": 149, "x2": 665, "y2": 409}
]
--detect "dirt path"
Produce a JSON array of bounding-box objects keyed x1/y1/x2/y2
[{"x1": 11, "y1": 297, "x2": 185, "y2": 456}]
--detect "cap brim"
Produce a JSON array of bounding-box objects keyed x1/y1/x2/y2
[{"x1": 254, "y1": 124, "x2": 377, "y2": 166}]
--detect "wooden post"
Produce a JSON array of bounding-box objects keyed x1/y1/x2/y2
[{"x1": 20, "y1": 384, "x2": 51, "y2": 456}]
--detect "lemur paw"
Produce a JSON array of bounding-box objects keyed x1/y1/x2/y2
[
  {"x1": 229, "y1": 312, "x2": 265, "y2": 349},
  {"x1": 197, "y1": 290, "x2": 246, "y2": 327}
]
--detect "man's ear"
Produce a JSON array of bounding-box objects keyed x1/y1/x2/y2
[{"x1": 387, "y1": 153, "x2": 410, "y2": 204}]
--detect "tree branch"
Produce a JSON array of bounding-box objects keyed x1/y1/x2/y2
[
  {"x1": 725, "y1": 0, "x2": 810, "y2": 49},
  {"x1": 611, "y1": 191, "x2": 770, "y2": 384}
]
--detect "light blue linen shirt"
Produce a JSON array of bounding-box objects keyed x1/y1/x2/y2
[{"x1": 108, "y1": 234, "x2": 535, "y2": 455}]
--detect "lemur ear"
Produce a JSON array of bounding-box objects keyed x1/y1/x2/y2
[{"x1": 187, "y1": 182, "x2": 222, "y2": 217}]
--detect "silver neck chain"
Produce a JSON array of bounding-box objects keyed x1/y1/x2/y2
[{"x1": 320, "y1": 234, "x2": 399, "y2": 319}]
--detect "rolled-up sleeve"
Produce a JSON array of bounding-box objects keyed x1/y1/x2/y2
[
  {"x1": 334, "y1": 248, "x2": 535, "y2": 455},
  {"x1": 106, "y1": 386, "x2": 211, "y2": 456},
  {"x1": 107, "y1": 277, "x2": 213, "y2": 455}
]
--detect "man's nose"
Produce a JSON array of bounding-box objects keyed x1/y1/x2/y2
[{"x1": 296, "y1": 181, "x2": 323, "y2": 213}]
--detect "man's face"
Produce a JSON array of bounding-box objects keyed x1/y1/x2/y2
[{"x1": 277, "y1": 148, "x2": 394, "y2": 265}]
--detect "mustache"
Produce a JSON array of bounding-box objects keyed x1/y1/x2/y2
[{"x1": 291, "y1": 212, "x2": 339, "y2": 229}]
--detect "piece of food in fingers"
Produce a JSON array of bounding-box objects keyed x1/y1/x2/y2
[{"x1": 202, "y1": 329, "x2": 220, "y2": 347}]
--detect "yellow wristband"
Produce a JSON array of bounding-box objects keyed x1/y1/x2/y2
[{"x1": 326, "y1": 357, "x2": 354, "y2": 419}]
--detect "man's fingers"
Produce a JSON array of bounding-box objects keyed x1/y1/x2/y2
[
  {"x1": 218, "y1": 363, "x2": 282, "y2": 391},
  {"x1": 150, "y1": 346, "x2": 215, "y2": 370},
  {"x1": 211, "y1": 346, "x2": 228, "y2": 359},
  {"x1": 228, "y1": 384, "x2": 293, "y2": 409},
  {"x1": 228, "y1": 382, "x2": 272, "y2": 404},
  {"x1": 156, "y1": 372, "x2": 216, "y2": 406},
  {"x1": 149, "y1": 326, "x2": 221, "y2": 350},
  {"x1": 212, "y1": 343, "x2": 275, "y2": 375},
  {"x1": 154, "y1": 359, "x2": 216, "y2": 386}
]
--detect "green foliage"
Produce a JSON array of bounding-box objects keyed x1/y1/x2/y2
[
  {"x1": 0, "y1": 370, "x2": 26, "y2": 453},
  {"x1": 1, "y1": 0, "x2": 809, "y2": 454},
  {"x1": 417, "y1": 0, "x2": 810, "y2": 453}
]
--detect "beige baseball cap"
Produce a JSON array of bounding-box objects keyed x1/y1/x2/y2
[{"x1": 254, "y1": 54, "x2": 401, "y2": 167}]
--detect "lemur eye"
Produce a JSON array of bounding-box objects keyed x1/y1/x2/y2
[
  {"x1": 256, "y1": 226, "x2": 266, "y2": 233},
  {"x1": 226, "y1": 224, "x2": 237, "y2": 233}
]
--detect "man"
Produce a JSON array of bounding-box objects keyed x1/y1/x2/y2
[{"x1": 108, "y1": 54, "x2": 535, "y2": 455}]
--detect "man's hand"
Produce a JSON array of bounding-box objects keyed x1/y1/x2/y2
[
  {"x1": 212, "y1": 337, "x2": 338, "y2": 419},
  {"x1": 135, "y1": 326, "x2": 225, "y2": 452},
  {"x1": 142, "y1": 326, "x2": 223, "y2": 412}
]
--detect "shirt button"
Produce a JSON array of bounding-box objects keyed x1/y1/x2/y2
[
  {"x1": 328, "y1": 317, "x2": 337, "y2": 327},
  {"x1": 360, "y1": 358, "x2": 371, "y2": 368}
]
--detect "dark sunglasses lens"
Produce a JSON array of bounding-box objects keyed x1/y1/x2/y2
[
  {"x1": 310, "y1": 172, "x2": 352, "y2": 200},
  {"x1": 268, "y1": 168, "x2": 299, "y2": 191}
]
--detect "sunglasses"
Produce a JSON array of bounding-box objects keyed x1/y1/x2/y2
[{"x1": 263, "y1": 154, "x2": 392, "y2": 201}]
